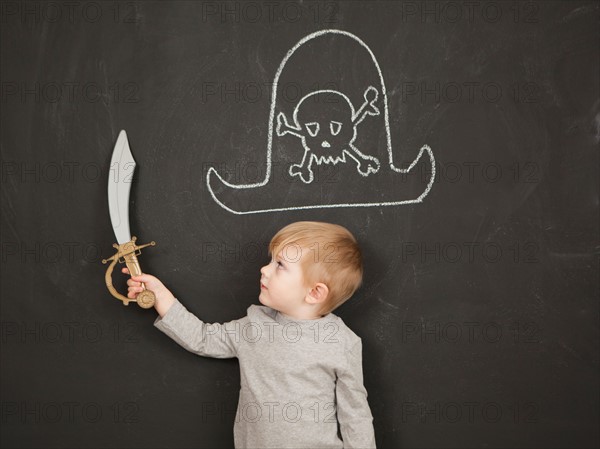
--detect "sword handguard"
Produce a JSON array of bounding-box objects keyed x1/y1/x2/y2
[{"x1": 102, "y1": 236, "x2": 156, "y2": 309}]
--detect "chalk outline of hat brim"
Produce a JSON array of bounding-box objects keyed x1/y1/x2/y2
[{"x1": 206, "y1": 29, "x2": 436, "y2": 215}]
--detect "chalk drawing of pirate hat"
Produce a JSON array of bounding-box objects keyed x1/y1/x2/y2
[{"x1": 206, "y1": 29, "x2": 435, "y2": 214}]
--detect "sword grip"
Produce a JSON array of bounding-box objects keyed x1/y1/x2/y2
[
  {"x1": 120, "y1": 240, "x2": 144, "y2": 279},
  {"x1": 123, "y1": 251, "x2": 143, "y2": 279},
  {"x1": 120, "y1": 239, "x2": 155, "y2": 309}
]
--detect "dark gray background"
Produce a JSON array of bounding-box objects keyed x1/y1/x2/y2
[{"x1": 1, "y1": 1, "x2": 598, "y2": 448}]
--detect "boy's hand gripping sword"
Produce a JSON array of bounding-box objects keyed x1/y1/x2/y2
[{"x1": 102, "y1": 130, "x2": 156, "y2": 309}]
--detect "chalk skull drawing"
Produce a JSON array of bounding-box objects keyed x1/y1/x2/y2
[
  {"x1": 206, "y1": 29, "x2": 436, "y2": 214},
  {"x1": 276, "y1": 87, "x2": 381, "y2": 184}
]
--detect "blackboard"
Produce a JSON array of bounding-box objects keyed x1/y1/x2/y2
[{"x1": 1, "y1": 1, "x2": 598, "y2": 448}]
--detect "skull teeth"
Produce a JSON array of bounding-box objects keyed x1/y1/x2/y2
[{"x1": 315, "y1": 154, "x2": 346, "y2": 165}]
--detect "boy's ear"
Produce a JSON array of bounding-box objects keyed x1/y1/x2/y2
[{"x1": 307, "y1": 283, "x2": 329, "y2": 304}]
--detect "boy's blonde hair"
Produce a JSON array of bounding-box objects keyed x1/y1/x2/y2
[{"x1": 268, "y1": 221, "x2": 363, "y2": 315}]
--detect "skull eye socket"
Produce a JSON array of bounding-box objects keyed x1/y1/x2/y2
[
  {"x1": 330, "y1": 121, "x2": 342, "y2": 136},
  {"x1": 305, "y1": 122, "x2": 319, "y2": 137}
]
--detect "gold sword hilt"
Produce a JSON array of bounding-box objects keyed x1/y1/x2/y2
[{"x1": 102, "y1": 236, "x2": 156, "y2": 309}]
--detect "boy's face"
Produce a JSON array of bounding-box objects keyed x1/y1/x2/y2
[{"x1": 259, "y1": 245, "x2": 311, "y2": 315}]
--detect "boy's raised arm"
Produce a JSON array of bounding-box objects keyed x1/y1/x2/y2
[
  {"x1": 153, "y1": 298, "x2": 243, "y2": 359},
  {"x1": 123, "y1": 268, "x2": 242, "y2": 359}
]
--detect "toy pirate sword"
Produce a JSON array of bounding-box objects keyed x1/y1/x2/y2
[{"x1": 102, "y1": 130, "x2": 156, "y2": 309}]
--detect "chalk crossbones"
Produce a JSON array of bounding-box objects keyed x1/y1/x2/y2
[{"x1": 276, "y1": 86, "x2": 382, "y2": 184}]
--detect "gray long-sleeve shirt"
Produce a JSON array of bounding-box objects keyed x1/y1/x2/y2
[{"x1": 154, "y1": 298, "x2": 376, "y2": 448}]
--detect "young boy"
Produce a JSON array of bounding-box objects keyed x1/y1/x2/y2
[{"x1": 123, "y1": 221, "x2": 376, "y2": 448}]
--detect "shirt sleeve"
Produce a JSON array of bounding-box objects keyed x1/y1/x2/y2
[
  {"x1": 153, "y1": 298, "x2": 245, "y2": 359},
  {"x1": 335, "y1": 339, "x2": 376, "y2": 449}
]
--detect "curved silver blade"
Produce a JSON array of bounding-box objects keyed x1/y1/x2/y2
[{"x1": 108, "y1": 130, "x2": 136, "y2": 244}]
